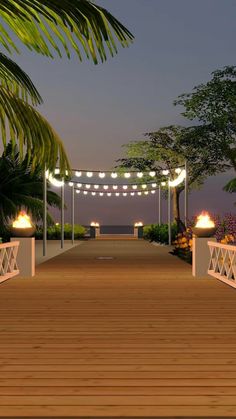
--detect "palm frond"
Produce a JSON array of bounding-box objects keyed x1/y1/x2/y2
[
  {"x1": 0, "y1": 52, "x2": 42, "y2": 104},
  {"x1": 0, "y1": 0, "x2": 134, "y2": 63},
  {"x1": 0, "y1": 86, "x2": 70, "y2": 173},
  {"x1": 224, "y1": 178, "x2": 236, "y2": 193}
]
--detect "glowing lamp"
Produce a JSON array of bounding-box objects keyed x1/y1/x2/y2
[
  {"x1": 123, "y1": 185, "x2": 128, "y2": 190},
  {"x1": 137, "y1": 172, "x2": 143, "y2": 178},
  {"x1": 68, "y1": 182, "x2": 73, "y2": 187},
  {"x1": 94, "y1": 185, "x2": 99, "y2": 189},
  {"x1": 90, "y1": 222, "x2": 100, "y2": 227},
  {"x1": 132, "y1": 185, "x2": 138, "y2": 190},
  {"x1": 75, "y1": 171, "x2": 82, "y2": 177},
  {"x1": 124, "y1": 172, "x2": 131, "y2": 178},
  {"x1": 162, "y1": 169, "x2": 169, "y2": 175},
  {"x1": 134, "y1": 222, "x2": 143, "y2": 227},
  {"x1": 192, "y1": 211, "x2": 216, "y2": 237},
  {"x1": 86, "y1": 171, "x2": 93, "y2": 178},
  {"x1": 99, "y1": 172, "x2": 105, "y2": 178},
  {"x1": 85, "y1": 184, "x2": 91, "y2": 189},
  {"x1": 103, "y1": 185, "x2": 109, "y2": 190},
  {"x1": 152, "y1": 183, "x2": 157, "y2": 188},
  {"x1": 149, "y1": 171, "x2": 156, "y2": 177},
  {"x1": 113, "y1": 185, "x2": 118, "y2": 190},
  {"x1": 111, "y1": 172, "x2": 118, "y2": 178},
  {"x1": 76, "y1": 190, "x2": 80, "y2": 194},
  {"x1": 11, "y1": 211, "x2": 35, "y2": 237},
  {"x1": 77, "y1": 183, "x2": 82, "y2": 188}
]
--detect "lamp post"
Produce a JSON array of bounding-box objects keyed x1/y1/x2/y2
[
  {"x1": 71, "y1": 183, "x2": 75, "y2": 244},
  {"x1": 61, "y1": 182, "x2": 64, "y2": 249},
  {"x1": 43, "y1": 168, "x2": 47, "y2": 256},
  {"x1": 168, "y1": 179, "x2": 171, "y2": 246},
  {"x1": 184, "y1": 160, "x2": 188, "y2": 228},
  {"x1": 158, "y1": 186, "x2": 162, "y2": 225}
]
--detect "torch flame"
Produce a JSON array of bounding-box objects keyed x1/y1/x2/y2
[
  {"x1": 195, "y1": 211, "x2": 215, "y2": 228},
  {"x1": 12, "y1": 211, "x2": 33, "y2": 228}
]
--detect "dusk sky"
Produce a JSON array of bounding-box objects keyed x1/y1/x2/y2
[{"x1": 6, "y1": 0, "x2": 236, "y2": 224}]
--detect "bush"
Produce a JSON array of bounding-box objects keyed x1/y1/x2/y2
[
  {"x1": 35, "y1": 223, "x2": 86, "y2": 240},
  {"x1": 143, "y1": 223, "x2": 178, "y2": 244}
]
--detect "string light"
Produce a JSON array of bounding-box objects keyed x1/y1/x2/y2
[
  {"x1": 92, "y1": 192, "x2": 96, "y2": 196},
  {"x1": 83, "y1": 191, "x2": 88, "y2": 195},
  {"x1": 123, "y1": 185, "x2": 128, "y2": 190},
  {"x1": 68, "y1": 182, "x2": 73, "y2": 187},
  {"x1": 103, "y1": 185, "x2": 109, "y2": 190},
  {"x1": 175, "y1": 168, "x2": 181, "y2": 174},
  {"x1": 76, "y1": 190, "x2": 80, "y2": 194},
  {"x1": 138, "y1": 192, "x2": 142, "y2": 196},
  {"x1": 54, "y1": 168, "x2": 60, "y2": 175},
  {"x1": 86, "y1": 171, "x2": 93, "y2": 177},
  {"x1": 107, "y1": 193, "x2": 111, "y2": 197},
  {"x1": 131, "y1": 192, "x2": 135, "y2": 196},
  {"x1": 141, "y1": 184, "x2": 147, "y2": 189},
  {"x1": 149, "y1": 171, "x2": 156, "y2": 177},
  {"x1": 124, "y1": 172, "x2": 131, "y2": 178},
  {"x1": 132, "y1": 185, "x2": 138, "y2": 190},
  {"x1": 111, "y1": 172, "x2": 118, "y2": 178},
  {"x1": 94, "y1": 185, "x2": 99, "y2": 189},
  {"x1": 99, "y1": 192, "x2": 104, "y2": 196},
  {"x1": 123, "y1": 193, "x2": 127, "y2": 196},
  {"x1": 113, "y1": 185, "x2": 118, "y2": 190},
  {"x1": 169, "y1": 169, "x2": 186, "y2": 187},
  {"x1": 46, "y1": 171, "x2": 64, "y2": 188},
  {"x1": 137, "y1": 172, "x2": 143, "y2": 178},
  {"x1": 161, "y1": 181, "x2": 166, "y2": 186},
  {"x1": 115, "y1": 193, "x2": 120, "y2": 197},
  {"x1": 77, "y1": 183, "x2": 82, "y2": 188},
  {"x1": 152, "y1": 183, "x2": 157, "y2": 188},
  {"x1": 144, "y1": 191, "x2": 149, "y2": 195},
  {"x1": 99, "y1": 172, "x2": 105, "y2": 178},
  {"x1": 162, "y1": 169, "x2": 169, "y2": 175},
  {"x1": 85, "y1": 184, "x2": 91, "y2": 189},
  {"x1": 75, "y1": 171, "x2": 82, "y2": 177}
]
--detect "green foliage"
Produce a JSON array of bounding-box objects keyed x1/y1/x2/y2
[
  {"x1": 143, "y1": 223, "x2": 178, "y2": 245},
  {"x1": 0, "y1": 143, "x2": 61, "y2": 236},
  {"x1": 35, "y1": 223, "x2": 86, "y2": 240},
  {"x1": 0, "y1": 0, "x2": 133, "y2": 173}
]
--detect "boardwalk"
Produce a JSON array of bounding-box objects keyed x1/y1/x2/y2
[{"x1": 0, "y1": 239, "x2": 236, "y2": 417}]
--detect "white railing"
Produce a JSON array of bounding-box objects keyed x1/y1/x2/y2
[
  {"x1": 208, "y1": 241, "x2": 236, "y2": 288},
  {"x1": 0, "y1": 241, "x2": 19, "y2": 284}
]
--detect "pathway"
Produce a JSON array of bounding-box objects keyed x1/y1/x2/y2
[{"x1": 0, "y1": 239, "x2": 236, "y2": 417}]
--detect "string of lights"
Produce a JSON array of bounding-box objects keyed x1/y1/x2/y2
[
  {"x1": 75, "y1": 189, "x2": 157, "y2": 197},
  {"x1": 68, "y1": 182, "x2": 159, "y2": 190},
  {"x1": 54, "y1": 168, "x2": 183, "y2": 179}
]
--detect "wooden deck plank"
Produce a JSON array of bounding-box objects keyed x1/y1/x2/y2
[{"x1": 0, "y1": 239, "x2": 236, "y2": 417}]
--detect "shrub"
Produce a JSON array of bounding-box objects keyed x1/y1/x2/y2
[
  {"x1": 35, "y1": 223, "x2": 86, "y2": 240},
  {"x1": 143, "y1": 223, "x2": 178, "y2": 244}
]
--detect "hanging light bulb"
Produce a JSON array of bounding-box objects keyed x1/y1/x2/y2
[
  {"x1": 65, "y1": 170, "x2": 68, "y2": 176},
  {"x1": 144, "y1": 191, "x2": 149, "y2": 195},
  {"x1": 124, "y1": 172, "x2": 131, "y2": 178},
  {"x1": 113, "y1": 185, "x2": 118, "y2": 190},
  {"x1": 161, "y1": 181, "x2": 166, "y2": 186},
  {"x1": 103, "y1": 185, "x2": 109, "y2": 190},
  {"x1": 131, "y1": 192, "x2": 135, "y2": 196},
  {"x1": 94, "y1": 185, "x2": 99, "y2": 189},
  {"x1": 137, "y1": 172, "x2": 143, "y2": 178},
  {"x1": 175, "y1": 168, "x2": 182, "y2": 174},
  {"x1": 75, "y1": 171, "x2": 82, "y2": 177},
  {"x1": 107, "y1": 193, "x2": 112, "y2": 197},
  {"x1": 149, "y1": 171, "x2": 156, "y2": 177},
  {"x1": 151, "y1": 190, "x2": 156, "y2": 194},
  {"x1": 162, "y1": 169, "x2": 169, "y2": 175},
  {"x1": 132, "y1": 185, "x2": 138, "y2": 190},
  {"x1": 99, "y1": 192, "x2": 104, "y2": 196},
  {"x1": 83, "y1": 191, "x2": 88, "y2": 195},
  {"x1": 46, "y1": 171, "x2": 64, "y2": 187},
  {"x1": 86, "y1": 171, "x2": 93, "y2": 177},
  {"x1": 115, "y1": 192, "x2": 120, "y2": 197},
  {"x1": 99, "y1": 172, "x2": 105, "y2": 178},
  {"x1": 111, "y1": 172, "x2": 118, "y2": 178},
  {"x1": 123, "y1": 185, "x2": 128, "y2": 190},
  {"x1": 137, "y1": 192, "x2": 142, "y2": 196},
  {"x1": 151, "y1": 183, "x2": 157, "y2": 188},
  {"x1": 85, "y1": 184, "x2": 91, "y2": 189},
  {"x1": 77, "y1": 183, "x2": 82, "y2": 188},
  {"x1": 68, "y1": 182, "x2": 73, "y2": 187},
  {"x1": 54, "y1": 168, "x2": 60, "y2": 175},
  {"x1": 92, "y1": 192, "x2": 96, "y2": 196},
  {"x1": 76, "y1": 190, "x2": 80, "y2": 194},
  {"x1": 141, "y1": 184, "x2": 147, "y2": 189},
  {"x1": 123, "y1": 192, "x2": 127, "y2": 196}
]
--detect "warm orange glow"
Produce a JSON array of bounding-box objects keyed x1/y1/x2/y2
[
  {"x1": 134, "y1": 222, "x2": 143, "y2": 227},
  {"x1": 12, "y1": 211, "x2": 33, "y2": 228},
  {"x1": 90, "y1": 222, "x2": 100, "y2": 227},
  {"x1": 195, "y1": 211, "x2": 215, "y2": 228}
]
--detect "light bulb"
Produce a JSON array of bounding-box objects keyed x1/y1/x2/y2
[
  {"x1": 99, "y1": 192, "x2": 104, "y2": 196},
  {"x1": 113, "y1": 185, "x2": 118, "y2": 190},
  {"x1": 141, "y1": 184, "x2": 147, "y2": 189},
  {"x1": 107, "y1": 193, "x2": 111, "y2": 197},
  {"x1": 152, "y1": 183, "x2": 157, "y2": 188},
  {"x1": 77, "y1": 183, "x2": 82, "y2": 188},
  {"x1": 65, "y1": 170, "x2": 68, "y2": 176},
  {"x1": 175, "y1": 168, "x2": 181, "y2": 174},
  {"x1": 76, "y1": 190, "x2": 80, "y2": 194},
  {"x1": 92, "y1": 192, "x2": 96, "y2": 196},
  {"x1": 124, "y1": 172, "x2": 131, "y2": 178},
  {"x1": 94, "y1": 185, "x2": 99, "y2": 189},
  {"x1": 68, "y1": 182, "x2": 73, "y2": 187},
  {"x1": 111, "y1": 172, "x2": 118, "y2": 178},
  {"x1": 54, "y1": 168, "x2": 60, "y2": 175},
  {"x1": 123, "y1": 193, "x2": 127, "y2": 196},
  {"x1": 162, "y1": 169, "x2": 169, "y2": 175},
  {"x1": 137, "y1": 192, "x2": 142, "y2": 196},
  {"x1": 115, "y1": 193, "x2": 120, "y2": 197},
  {"x1": 85, "y1": 184, "x2": 91, "y2": 189},
  {"x1": 99, "y1": 172, "x2": 105, "y2": 178},
  {"x1": 123, "y1": 185, "x2": 128, "y2": 190},
  {"x1": 103, "y1": 185, "x2": 109, "y2": 190},
  {"x1": 86, "y1": 171, "x2": 93, "y2": 177},
  {"x1": 161, "y1": 181, "x2": 166, "y2": 186},
  {"x1": 151, "y1": 190, "x2": 156, "y2": 194},
  {"x1": 144, "y1": 191, "x2": 149, "y2": 195},
  {"x1": 83, "y1": 191, "x2": 88, "y2": 195},
  {"x1": 75, "y1": 171, "x2": 82, "y2": 177},
  {"x1": 131, "y1": 192, "x2": 135, "y2": 196},
  {"x1": 149, "y1": 171, "x2": 156, "y2": 177},
  {"x1": 132, "y1": 185, "x2": 138, "y2": 190},
  {"x1": 137, "y1": 172, "x2": 143, "y2": 178}
]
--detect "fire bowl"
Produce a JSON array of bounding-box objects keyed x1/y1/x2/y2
[
  {"x1": 11, "y1": 226, "x2": 36, "y2": 238},
  {"x1": 192, "y1": 227, "x2": 216, "y2": 238}
]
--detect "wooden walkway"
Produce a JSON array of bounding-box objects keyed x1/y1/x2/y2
[{"x1": 0, "y1": 239, "x2": 236, "y2": 417}]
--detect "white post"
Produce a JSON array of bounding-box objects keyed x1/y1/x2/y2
[
  {"x1": 184, "y1": 160, "x2": 188, "y2": 228},
  {"x1": 61, "y1": 183, "x2": 64, "y2": 249},
  {"x1": 192, "y1": 236, "x2": 216, "y2": 277},
  {"x1": 158, "y1": 186, "x2": 161, "y2": 225},
  {"x1": 168, "y1": 181, "x2": 171, "y2": 245},
  {"x1": 71, "y1": 183, "x2": 75, "y2": 245},
  {"x1": 10, "y1": 237, "x2": 35, "y2": 277},
  {"x1": 43, "y1": 168, "x2": 47, "y2": 256}
]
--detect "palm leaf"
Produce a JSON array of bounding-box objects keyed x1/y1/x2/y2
[
  {"x1": 0, "y1": 0, "x2": 134, "y2": 63},
  {"x1": 224, "y1": 178, "x2": 236, "y2": 193},
  {"x1": 0, "y1": 86, "x2": 70, "y2": 173},
  {"x1": 0, "y1": 52, "x2": 42, "y2": 104}
]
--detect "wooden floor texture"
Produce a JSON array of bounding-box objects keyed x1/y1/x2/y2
[{"x1": 0, "y1": 239, "x2": 236, "y2": 418}]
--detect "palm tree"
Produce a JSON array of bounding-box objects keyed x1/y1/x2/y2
[
  {"x1": 0, "y1": 1, "x2": 134, "y2": 173},
  {"x1": 0, "y1": 143, "x2": 62, "y2": 237}
]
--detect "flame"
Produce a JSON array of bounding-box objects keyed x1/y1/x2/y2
[
  {"x1": 12, "y1": 211, "x2": 33, "y2": 228},
  {"x1": 90, "y1": 222, "x2": 100, "y2": 227},
  {"x1": 134, "y1": 222, "x2": 143, "y2": 227},
  {"x1": 195, "y1": 211, "x2": 215, "y2": 228}
]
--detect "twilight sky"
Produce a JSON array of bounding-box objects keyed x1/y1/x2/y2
[{"x1": 7, "y1": 0, "x2": 236, "y2": 224}]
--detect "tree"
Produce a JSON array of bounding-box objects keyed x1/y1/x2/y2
[
  {"x1": 0, "y1": 143, "x2": 62, "y2": 237},
  {"x1": 0, "y1": 1, "x2": 134, "y2": 173},
  {"x1": 174, "y1": 66, "x2": 236, "y2": 173},
  {"x1": 117, "y1": 125, "x2": 229, "y2": 225}
]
